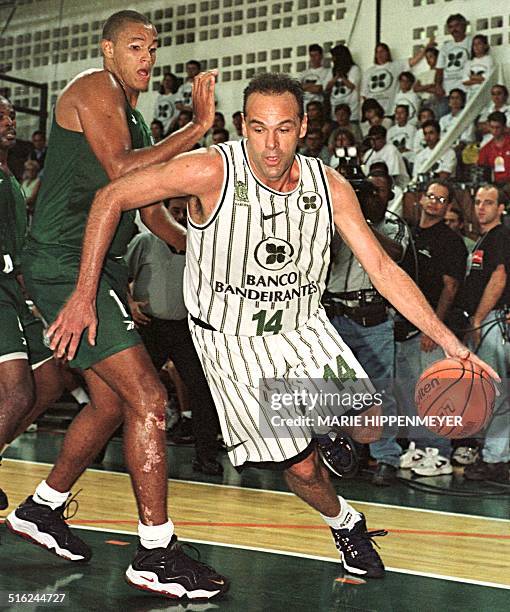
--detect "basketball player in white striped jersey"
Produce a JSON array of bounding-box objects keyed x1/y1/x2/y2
[{"x1": 48, "y1": 73, "x2": 498, "y2": 580}]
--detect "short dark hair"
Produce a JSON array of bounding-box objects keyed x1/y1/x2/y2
[
  {"x1": 368, "y1": 125, "x2": 387, "y2": 139},
  {"x1": 306, "y1": 128, "x2": 323, "y2": 139},
  {"x1": 334, "y1": 103, "x2": 351, "y2": 116},
  {"x1": 243, "y1": 73, "x2": 304, "y2": 119},
  {"x1": 487, "y1": 110, "x2": 507, "y2": 126},
  {"x1": 446, "y1": 13, "x2": 467, "y2": 26},
  {"x1": 306, "y1": 100, "x2": 323, "y2": 111},
  {"x1": 422, "y1": 119, "x2": 440, "y2": 134},
  {"x1": 102, "y1": 10, "x2": 151, "y2": 41},
  {"x1": 368, "y1": 169, "x2": 394, "y2": 191},
  {"x1": 232, "y1": 110, "x2": 242, "y2": 119},
  {"x1": 31, "y1": 129, "x2": 45, "y2": 139},
  {"x1": 361, "y1": 98, "x2": 384, "y2": 121},
  {"x1": 426, "y1": 178, "x2": 451, "y2": 202},
  {"x1": 425, "y1": 47, "x2": 439, "y2": 58},
  {"x1": 492, "y1": 84, "x2": 509, "y2": 99},
  {"x1": 186, "y1": 60, "x2": 201, "y2": 70},
  {"x1": 448, "y1": 205, "x2": 464, "y2": 223},
  {"x1": 215, "y1": 111, "x2": 225, "y2": 121},
  {"x1": 399, "y1": 71, "x2": 415, "y2": 85},
  {"x1": 151, "y1": 119, "x2": 164, "y2": 130},
  {"x1": 395, "y1": 104, "x2": 410, "y2": 116},
  {"x1": 449, "y1": 88, "x2": 466, "y2": 105},
  {"x1": 213, "y1": 127, "x2": 230, "y2": 140},
  {"x1": 476, "y1": 183, "x2": 507, "y2": 206},
  {"x1": 418, "y1": 107, "x2": 435, "y2": 120},
  {"x1": 178, "y1": 109, "x2": 193, "y2": 121},
  {"x1": 308, "y1": 44, "x2": 323, "y2": 55}
]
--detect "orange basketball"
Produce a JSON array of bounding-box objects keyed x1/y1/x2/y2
[{"x1": 414, "y1": 358, "x2": 495, "y2": 439}]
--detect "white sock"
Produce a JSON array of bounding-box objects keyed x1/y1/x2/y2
[
  {"x1": 138, "y1": 519, "x2": 174, "y2": 549},
  {"x1": 71, "y1": 387, "x2": 90, "y2": 405},
  {"x1": 181, "y1": 411, "x2": 192, "y2": 419},
  {"x1": 321, "y1": 499, "x2": 361, "y2": 531},
  {"x1": 33, "y1": 480, "x2": 70, "y2": 510}
]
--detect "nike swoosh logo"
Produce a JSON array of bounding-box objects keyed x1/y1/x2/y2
[
  {"x1": 224, "y1": 440, "x2": 246, "y2": 453},
  {"x1": 262, "y1": 211, "x2": 284, "y2": 220}
]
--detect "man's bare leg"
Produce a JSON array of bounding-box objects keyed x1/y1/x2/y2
[
  {"x1": 9, "y1": 359, "x2": 64, "y2": 441},
  {"x1": 0, "y1": 360, "x2": 34, "y2": 445},
  {"x1": 284, "y1": 449, "x2": 340, "y2": 516}
]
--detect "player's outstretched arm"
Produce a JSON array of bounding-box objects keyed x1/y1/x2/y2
[
  {"x1": 47, "y1": 148, "x2": 223, "y2": 360},
  {"x1": 62, "y1": 69, "x2": 217, "y2": 179},
  {"x1": 326, "y1": 167, "x2": 500, "y2": 382}
]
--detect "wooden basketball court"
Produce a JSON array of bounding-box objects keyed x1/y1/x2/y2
[{"x1": 1, "y1": 432, "x2": 509, "y2": 610}]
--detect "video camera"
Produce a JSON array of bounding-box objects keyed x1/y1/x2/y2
[{"x1": 334, "y1": 146, "x2": 378, "y2": 218}]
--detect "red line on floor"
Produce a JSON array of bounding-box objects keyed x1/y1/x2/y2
[{"x1": 48, "y1": 519, "x2": 510, "y2": 540}]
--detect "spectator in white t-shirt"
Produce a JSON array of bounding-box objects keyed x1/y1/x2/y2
[
  {"x1": 298, "y1": 44, "x2": 330, "y2": 109},
  {"x1": 439, "y1": 88, "x2": 475, "y2": 146},
  {"x1": 360, "y1": 99, "x2": 392, "y2": 139},
  {"x1": 175, "y1": 60, "x2": 201, "y2": 111},
  {"x1": 414, "y1": 48, "x2": 440, "y2": 109},
  {"x1": 153, "y1": 72, "x2": 179, "y2": 136},
  {"x1": 478, "y1": 84, "x2": 510, "y2": 146},
  {"x1": 387, "y1": 105, "x2": 417, "y2": 156},
  {"x1": 435, "y1": 14, "x2": 472, "y2": 115},
  {"x1": 462, "y1": 35, "x2": 495, "y2": 101},
  {"x1": 361, "y1": 42, "x2": 430, "y2": 117},
  {"x1": 391, "y1": 72, "x2": 420, "y2": 124},
  {"x1": 413, "y1": 107, "x2": 436, "y2": 154},
  {"x1": 325, "y1": 44, "x2": 361, "y2": 121},
  {"x1": 413, "y1": 119, "x2": 457, "y2": 179},
  {"x1": 362, "y1": 125, "x2": 409, "y2": 187}
]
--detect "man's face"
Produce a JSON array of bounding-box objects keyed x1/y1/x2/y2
[
  {"x1": 444, "y1": 209, "x2": 461, "y2": 232},
  {"x1": 370, "y1": 132, "x2": 385, "y2": 152},
  {"x1": 425, "y1": 50, "x2": 437, "y2": 68},
  {"x1": 102, "y1": 21, "x2": 158, "y2": 93},
  {"x1": 489, "y1": 120, "x2": 505, "y2": 139},
  {"x1": 419, "y1": 110, "x2": 434, "y2": 126},
  {"x1": 447, "y1": 19, "x2": 467, "y2": 42},
  {"x1": 306, "y1": 103, "x2": 321, "y2": 121},
  {"x1": 32, "y1": 132, "x2": 45, "y2": 150},
  {"x1": 232, "y1": 114, "x2": 243, "y2": 133},
  {"x1": 150, "y1": 122, "x2": 162, "y2": 140},
  {"x1": 369, "y1": 175, "x2": 391, "y2": 208},
  {"x1": 475, "y1": 187, "x2": 503, "y2": 227},
  {"x1": 375, "y1": 45, "x2": 389, "y2": 65},
  {"x1": 334, "y1": 107, "x2": 350, "y2": 125},
  {"x1": 186, "y1": 62, "x2": 200, "y2": 79},
  {"x1": 243, "y1": 91, "x2": 306, "y2": 184},
  {"x1": 212, "y1": 131, "x2": 228, "y2": 145},
  {"x1": 423, "y1": 125, "x2": 439, "y2": 148},
  {"x1": 491, "y1": 87, "x2": 507, "y2": 108},
  {"x1": 0, "y1": 101, "x2": 16, "y2": 150},
  {"x1": 399, "y1": 76, "x2": 412, "y2": 93},
  {"x1": 449, "y1": 91, "x2": 464, "y2": 112},
  {"x1": 420, "y1": 183, "x2": 450, "y2": 218},
  {"x1": 168, "y1": 197, "x2": 187, "y2": 227},
  {"x1": 395, "y1": 107, "x2": 409, "y2": 126},
  {"x1": 305, "y1": 132, "x2": 323, "y2": 153},
  {"x1": 309, "y1": 50, "x2": 322, "y2": 68}
]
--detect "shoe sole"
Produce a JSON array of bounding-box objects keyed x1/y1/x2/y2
[
  {"x1": 6, "y1": 513, "x2": 88, "y2": 562},
  {"x1": 339, "y1": 553, "x2": 385, "y2": 579},
  {"x1": 125, "y1": 566, "x2": 228, "y2": 599},
  {"x1": 411, "y1": 466, "x2": 453, "y2": 476}
]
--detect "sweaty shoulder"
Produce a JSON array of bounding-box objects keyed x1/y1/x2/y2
[
  {"x1": 56, "y1": 69, "x2": 125, "y2": 132},
  {"x1": 324, "y1": 165, "x2": 351, "y2": 196}
]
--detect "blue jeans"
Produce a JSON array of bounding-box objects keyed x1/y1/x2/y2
[
  {"x1": 331, "y1": 315, "x2": 402, "y2": 468},
  {"x1": 395, "y1": 334, "x2": 451, "y2": 457},
  {"x1": 472, "y1": 311, "x2": 510, "y2": 463}
]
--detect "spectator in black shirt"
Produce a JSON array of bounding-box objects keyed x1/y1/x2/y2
[
  {"x1": 457, "y1": 184, "x2": 510, "y2": 482},
  {"x1": 395, "y1": 180, "x2": 467, "y2": 476}
]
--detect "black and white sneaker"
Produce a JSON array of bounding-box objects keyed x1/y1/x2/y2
[
  {"x1": 126, "y1": 535, "x2": 229, "y2": 599},
  {"x1": 0, "y1": 487, "x2": 8, "y2": 510},
  {"x1": 316, "y1": 431, "x2": 358, "y2": 478},
  {"x1": 6, "y1": 494, "x2": 91, "y2": 562},
  {"x1": 331, "y1": 513, "x2": 387, "y2": 578}
]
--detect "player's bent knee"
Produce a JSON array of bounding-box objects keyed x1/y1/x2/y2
[
  {"x1": 1, "y1": 383, "x2": 35, "y2": 421},
  {"x1": 285, "y1": 450, "x2": 322, "y2": 482}
]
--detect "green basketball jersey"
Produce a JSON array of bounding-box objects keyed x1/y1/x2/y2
[
  {"x1": 0, "y1": 168, "x2": 27, "y2": 278},
  {"x1": 28, "y1": 99, "x2": 152, "y2": 258}
]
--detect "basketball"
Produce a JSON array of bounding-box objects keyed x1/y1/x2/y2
[{"x1": 415, "y1": 358, "x2": 495, "y2": 439}]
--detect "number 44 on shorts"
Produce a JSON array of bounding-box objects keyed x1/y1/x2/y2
[{"x1": 323, "y1": 354, "x2": 357, "y2": 391}]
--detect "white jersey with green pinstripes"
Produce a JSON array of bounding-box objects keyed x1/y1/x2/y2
[{"x1": 184, "y1": 139, "x2": 334, "y2": 336}]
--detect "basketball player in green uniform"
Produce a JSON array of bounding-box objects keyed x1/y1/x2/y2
[
  {"x1": 7, "y1": 11, "x2": 228, "y2": 600},
  {"x1": 0, "y1": 96, "x2": 63, "y2": 510},
  {"x1": 42, "y1": 73, "x2": 499, "y2": 582}
]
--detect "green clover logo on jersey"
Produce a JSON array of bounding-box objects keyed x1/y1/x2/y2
[
  {"x1": 265, "y1": 243, "x2": 286, "y2": 265},
  {"x1": 297, "y1": 191, "x2": 323, "y2": 214}
]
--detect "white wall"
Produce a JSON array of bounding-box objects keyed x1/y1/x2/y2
[{"x1": 1, "y1": 0, "x2": 509, "y2": 139}]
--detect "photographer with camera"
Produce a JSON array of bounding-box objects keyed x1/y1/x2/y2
[
  {"x1": 324, "y1": 153, "x2": 409, "y2": 486},
  {"x1": 325, "y1": 44, "x2": 361, "y2": 122}
]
